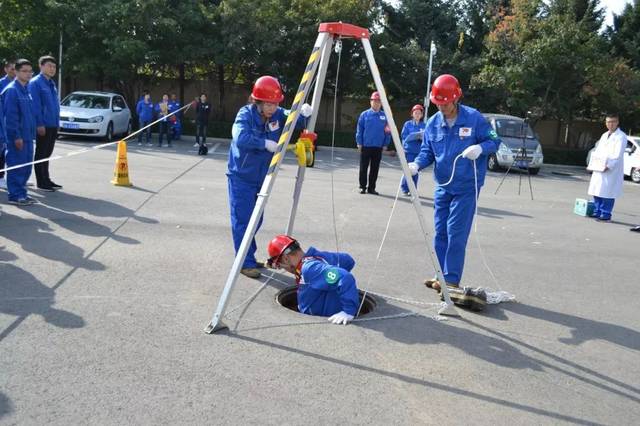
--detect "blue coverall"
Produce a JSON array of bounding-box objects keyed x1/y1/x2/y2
[
  {"x1": 296, "y1": 247, "x2": 360, "y2": 317},
  {"x1": 0, "y1": 97, "x2": 6, "y2": 169},
  {"x1": 136, "y1": 99, "x2": 154, "y2": 143},
  {"x1": 400, "y1": 119, "x2": 426, "y2": 194},
  {"x1": 28, "y1": 73, "x2": 60, "y2": 187},
  {"x1": 413, "y1": 104, "x2": 500, "y2": 285},
  {"x1": 2, "y1": 81, "x2": 36, "y2": 202},
  {"x1": 356, "y1": 108, "x2": 391, "y2": 192},
  {"x1": 168, "y1": 100, "x2": 181, "y2": 139},
  {"x1": 0, "y1": 76, "x2": 13, "y2": 179},
  {"x1": 227, "y1": 103, "x2": 304, "y2": 269}
]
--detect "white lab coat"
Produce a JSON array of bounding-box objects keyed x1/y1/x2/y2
[{"x1": 588, "y1": 128, "x2": 627, "y2": 199}]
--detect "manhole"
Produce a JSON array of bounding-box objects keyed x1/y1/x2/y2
[{"x1": 276, "y1": 285, "x2": 377, "y2": 316}]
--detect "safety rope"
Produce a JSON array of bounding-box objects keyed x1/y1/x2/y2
[
  {"x1": 330, "y1": 38, "x2": 343, "y2": 253},
  {"x1": 0, "y1": 102, "x2": 194, "y2": 174}
]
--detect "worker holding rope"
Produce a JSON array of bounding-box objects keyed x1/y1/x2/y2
[
  {"x1": 227, "y1": 76, "x2": 312, "y2": 279},
  {"x1": 266, "y1": 235, "x2": 360, "y2": 325},
  {"x1": 408, "y1": 74, "x2": 500, "y2": 294}
]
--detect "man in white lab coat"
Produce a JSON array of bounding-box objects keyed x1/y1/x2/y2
[{"x1": 587, "y1": 114, "x2": 627, "y2": 222}]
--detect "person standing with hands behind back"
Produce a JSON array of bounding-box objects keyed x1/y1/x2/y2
[
  {"x1": 227, "y1": 76, "x2": 312, "y2": 279},
  {"x1": 400, "y1": 104, "x2": 426, "y2": 196},
  {"x1": 28, "y1": 55, "x2": 61, "y2": 192},
  {"x1": 356, "y1": 91, "x2": 391, "y2": 195},
  {"x1": 194, "y1": 93, "x2": 210, "y2": 148}
]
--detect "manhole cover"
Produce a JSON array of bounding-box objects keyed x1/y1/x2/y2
[{"x1": 276, "y1": 285, "x2": 376, "y2": 316}]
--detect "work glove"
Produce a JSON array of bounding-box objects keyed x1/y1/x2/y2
[
  {"x1": 300, "y1": 103, "x2": 313, "y2": 118},
  {"x1": 462, "y1": 145, "x2": 482, "y2": 160},
  {"x1": 328, "y1": 311, "x2": 354, "y2": 325},
  {"x1": 265, "y1": 139, "x2": 279, "y2": 153},
  {"x1": 408, "y1": 162, "x2": 419, "y2": 176}
]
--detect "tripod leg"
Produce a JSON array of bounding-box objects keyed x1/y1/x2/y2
[
  {"x1": 494, "y1": 161, "x2": 515, "y2": 195},
  {"x1": 518, "y1": 168, "x2": 522, "y2": 195},
  {"x1": 527, "y1": 167, "x2": 534, "y2": 200}
]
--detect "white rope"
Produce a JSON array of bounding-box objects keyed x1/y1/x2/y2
[
  {"x1": 330, "y1": 38, "x2": 343, "y2": 253},
  {"x1": 0, "y1": 101, "x2": 194, "y2": 174}
]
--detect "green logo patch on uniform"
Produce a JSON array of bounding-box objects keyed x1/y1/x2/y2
[
  {"x1": 489, "y1": 130, "x2": 498, "y2": 140},
  {"x1": 324, "y1": 268, "x2": 341, "y2": 285}
]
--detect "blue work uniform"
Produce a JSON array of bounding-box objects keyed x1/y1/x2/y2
[
  {"x1": 136, "y1": 99, "x2": 154, "y2": 143},
  {"x1": 168, "y1": 100, "x2": 181, "y2": 139},
  {"x1": 296, "y1": 247, "x2": 360, "y2": 317},
  {"x1": 28, "y1": 73, "x2": 59, "y2": 128},
  {"x1": 2, "y1": 81, "x2": 36, "y2": 201},
  {"x1": 0, "y1": 76, "x2": 13, "y2": 179},
  {"x1": 356, "y1": 108, "x2": 391, "y2": 192},
  {"x1": 413, "y1": 104, "x2": 500, "y2": 285},
  {"x1": 0, "y1": 98, "x2": 6, "y2": 163},
  {"x1": 227, "y1": 103, "x2": 305, "y2": 268},
  {"x1": 400, "y1": 119, "x2": 426, "y2": 193}
]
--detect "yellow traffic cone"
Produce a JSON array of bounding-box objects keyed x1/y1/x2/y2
[{"x1": 111, "y1": 140, "x2": 132, "y2": 186}]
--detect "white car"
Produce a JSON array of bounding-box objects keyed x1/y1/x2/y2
[
  {"x1": 59, "y1": 91, "x2": 132, "y2": 141},
  {"x1": 586, "y1": 135, "x2": 640, "y2": 183}
]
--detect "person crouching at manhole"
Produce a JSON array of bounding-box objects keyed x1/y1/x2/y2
[{"x1": 267, "y1": 235, "x2": 360, "y2": 325}]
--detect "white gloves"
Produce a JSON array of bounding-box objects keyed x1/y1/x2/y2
[
  {"x1": 328, "y1": 311, "x2": 354, "y2": 325},
  {"x1": 408, "y1": 162, "x2": 419, "y2": 176},
  {"x1": 300, "y1": 103, "x2": 313, "y2": 118},
  {"x1": 265, "y1": 139, "x2": 279, "y2": 153},
  {"x1": 462, "y1": 145, "x2": 482, "y2": 160}
]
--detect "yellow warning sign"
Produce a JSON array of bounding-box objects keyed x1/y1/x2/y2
[{"x1": 111, "y1": 140, "x2": 132, "y2": 186}]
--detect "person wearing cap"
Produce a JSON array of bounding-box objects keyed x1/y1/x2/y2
[
  {"x1": 407, "y1": 74, "x2": 500, "y2": 291},
  {"x1": 400, "y1": 104, "x2": 426, "y2": 196},
  {"x1": 228, "y1": 76, "x2": 313, "y2": 279},
  {"x1": 355, "y1": 91, "x2": 391, "y2": 195},
  {"x1": 267, "y1": 235, "x2": 361, "y2": 325}
]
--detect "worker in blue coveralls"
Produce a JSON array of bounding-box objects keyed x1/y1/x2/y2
[
  {"x1": 407, "y1": 74, "x2": 500, "y2": 291},
  {"x1": 136, "y1": 91, "x2": 154, "y2": 146},
  {"x1": 267, "y1": 235, "x2": 360, "y2": 325},
  {"x1": 228, "y1": 76, "x2": 313, "y2": 279},
  {"x1": 168, "y1": 93, "x2": 181, "y2": 140},
  {"x1": 356, "y1": 91, "x2": 391, "y2": 195},
  {"x1": 29, "y1": 55, "x2": 61, "y2": 192},
  {"x1": 0, "y1": 88, "x2": 6, "y2": 216},
  {"x1": 400, "y1": 104, "x2": 426, "y2": 196},
  {"x1": 2, "y1": 59, "x2": 37, "y2": 206},
  {"x1": 0, "y1": 59, "x2": 16, "y2": 190}
]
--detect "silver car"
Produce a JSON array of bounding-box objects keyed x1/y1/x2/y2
[
  {"x1": 59, "y1": 91, "x2": 132, "y2": 141},
  {"x1": 484, "y1": 113, "x2": 544, "y2": 174}
]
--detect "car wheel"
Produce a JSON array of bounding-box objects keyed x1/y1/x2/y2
[
  {"x1": 528, "y1": 167, "x2": 540, "y2": 175},
  {"x1": 104, "y1": 122, "x2": 114, "y2": 142},
  {"x1": 631, "y1": 168, "x2": 640, "y2": 184},
  {"x1": 125, "y1": 120, "x2": 132, "y2": 136},
  {"x1": 487, "y1": 154, "x2": 501, "y2": 171}
]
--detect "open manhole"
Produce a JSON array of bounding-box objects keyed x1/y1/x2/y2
[{"x1": 276, "y1": 285, "x2": 377, "y2": 316}]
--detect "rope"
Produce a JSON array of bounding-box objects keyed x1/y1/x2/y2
[
  {"x1": 0, "y1": 101, "x2": 194, "y2": 174},
  {"x1": 330, "y1": 38, "x2": 343, "y2": 253}
]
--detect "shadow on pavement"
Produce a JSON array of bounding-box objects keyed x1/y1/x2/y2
[{"x1": 0, "y1": 392, "x2": 12, "y2": 420}]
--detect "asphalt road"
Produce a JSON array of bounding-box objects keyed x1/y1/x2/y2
[{"x1": 1, "y1": 135, "x2": 639, "y2": 425}]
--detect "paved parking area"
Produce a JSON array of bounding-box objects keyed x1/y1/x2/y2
[{"x1": 1, "y1": 136, "x2": 639, "y2": 425}]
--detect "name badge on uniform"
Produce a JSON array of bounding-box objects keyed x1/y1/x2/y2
[
  {"x1": 459, "y1": 127, "x2": 472, "y2": 137},
  {"x1": 269, "y1": 121, "x2": 280, "y2": 132}
]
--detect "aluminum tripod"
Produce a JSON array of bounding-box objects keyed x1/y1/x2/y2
[{"x1": 205, "y1": 22, "x2": 458, "y2": 334}]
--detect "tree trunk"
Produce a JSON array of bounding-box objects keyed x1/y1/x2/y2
[
  {"x1": 179, "y1": 62, "x2": 185, "y2": 106},
  {"x1": 217, "y1": 63, "x2": 225, "y2": 121}
]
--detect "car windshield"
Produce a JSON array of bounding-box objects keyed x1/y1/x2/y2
[
  {"x1": 61, "y1": 94, "x2": 110, "y2": 109},
  {"x1": 495, "y1": 119, "x2": 535, "y2": 139}
]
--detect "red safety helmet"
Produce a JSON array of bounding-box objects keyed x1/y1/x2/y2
[
  {"x1": 411, "y1": 104, "x2": 424, "y2": 113},
  {"x1": 252, "y1": 76, "x2": 285, "y2": 104},
  {"x1": 430, "y1": 74, "x2": 462, "y2": 105},
  {"x1": 267, "y1": 235, "x2": 298, "y2": 267},
  {"x1": 370, "y1": 91, "x2": 381, "y2": 101}
]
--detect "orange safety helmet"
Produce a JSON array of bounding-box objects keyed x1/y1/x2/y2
[
  {"x1": 430, "y1": 74, "x2": 462, "y2": 105},
  {"x1": 411, "y1": 104, "x2": 424, "y2": 113},
  {"x1": 267, "y1": 235, "x2": 298, "y2": 267},
  {"x1": 252, "y1": 76, "x2": 285, "y2": 104},
  {"x1": 370, "y1": 91, "x2": 381, "y2": 101}
]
